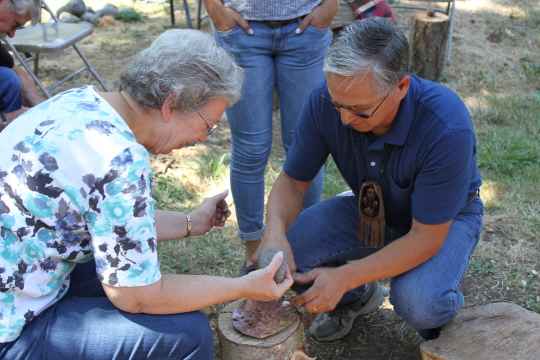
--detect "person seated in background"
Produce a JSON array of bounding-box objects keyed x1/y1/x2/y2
[
  {"x1": 0, "y1": 29, "x2": 292, "y2": 360},
  {"x1": 0, "y1": 0, "x2": 45, "y2": 130},
  {"x1": 331, "y1": 0, "x2": 395, "y2": 34}
]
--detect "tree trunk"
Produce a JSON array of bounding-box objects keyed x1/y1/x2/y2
[
  {"x1": 410, "y1": 11, "x2": 449, "y2": 81},
  {"x1": 420, "y1": 302, "x2": 540, "y2": 360},
  {"x1": 218, "y1": 301, "x2": 305, "y2": 360}
]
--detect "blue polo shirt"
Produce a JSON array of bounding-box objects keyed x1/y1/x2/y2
[{"x1": 284, "y1": 75, "x2": 481, "y2": 231}]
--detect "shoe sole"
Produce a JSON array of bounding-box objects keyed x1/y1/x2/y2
[{"x1": 309, "y1": 285, "x2": 387, "y2": 342}]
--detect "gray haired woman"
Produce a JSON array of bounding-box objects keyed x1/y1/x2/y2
[{"x1": 0, "y1": 29, "x2": 292, "y2": 359}]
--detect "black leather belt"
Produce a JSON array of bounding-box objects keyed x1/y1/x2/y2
[{"x1": 255, "y1": 15, "x2": 306, "y2": 28}]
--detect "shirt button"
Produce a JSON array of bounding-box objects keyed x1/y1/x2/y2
[{"x1": 370, "y1": 161, "x2": 376, "y2": 167}]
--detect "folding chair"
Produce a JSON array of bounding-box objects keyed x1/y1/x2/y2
[
  {"x1": 389, "y1": 0, "x2": 456, "y2": 63},
  {"x1": 2, "y1": 0, "x2": 108, "y2": 98}
]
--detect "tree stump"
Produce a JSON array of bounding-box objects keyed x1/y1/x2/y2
[
  {"x1": 218, "y1": 301, "x2": 305, "y2": 360},
  {"x1": 410, "y1": 11, "x2": 450, "y2": 81},
  {"x1": 420, "y1": 302, "x2": 540, "y2": 360}
]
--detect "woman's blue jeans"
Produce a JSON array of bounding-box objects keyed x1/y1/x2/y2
[
  {"x1": 287, "y1": 195, "x2": 484, "y2": 332},
  {"x1": 0, "y1": 261, "x2": 213, "y2": 360},
  {"x1": 215, "y1": 21, "x2": 332, "y2": 241}
]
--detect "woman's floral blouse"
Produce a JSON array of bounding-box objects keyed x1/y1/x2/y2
[{"x1": 0, "y1": 87, "x2": 161, "y2": 342}]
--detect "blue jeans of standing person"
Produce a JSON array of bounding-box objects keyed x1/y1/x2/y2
[
  {"x1": 0, "y1": 66, "x2": 22, "y2": 113},
  {"x1": 288, "y1": 194, "x2": 484, "y2": 333},
  {"x1": 0, "y1": 261, "x2": 213, "y2": 360},
  {"x1": 215, "y1": 21, "x2": 332, "y2": 241}
]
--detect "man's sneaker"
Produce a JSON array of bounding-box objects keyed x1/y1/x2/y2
[{"x1": 307, "y1": 283, "x2": 387, "y2": 342}]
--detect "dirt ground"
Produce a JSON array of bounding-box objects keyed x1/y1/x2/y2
[{"x1": 32, "y1": 0, "x2": 540, "y2": 359}]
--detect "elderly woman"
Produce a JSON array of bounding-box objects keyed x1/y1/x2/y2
[{"x1": 0, "y1": 29, "x2": 292, "y2": 359}]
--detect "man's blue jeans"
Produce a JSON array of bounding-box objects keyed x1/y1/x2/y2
[
  {"x1": 215, "y1": 21, "x2": 332, "y2": 241},
  {"x1": 0, "y1": 66, "x2": 22, "y2": 113},
  {"x1": 0, "y1": 261, "x2": 213, "y2": 360},
  {"x1": 287, "y1": 195, "x2": 484, "y2": 332}
]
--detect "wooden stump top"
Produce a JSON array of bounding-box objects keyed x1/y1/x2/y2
[
  {"x1": 414, "y1": 11, "x2": 449, "y2": 24},
  {"x1": 218, "y1": 300, "x2": 302, "y2": 348}
]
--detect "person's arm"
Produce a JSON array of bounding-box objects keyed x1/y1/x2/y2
[
  {"x1": 0, "y1": 107, "x2": 28, "y2": 131},
  {"x1": 256, "y1": 172, "x2": 310, "y2": 273},
  {"x1": 14, "y1": 67, "x2": 45, "y2": 107},
  {"x1": 202, "y1": 0, "x2": 253, "y2": 33},
  {"x1": 294, "y1": 220, "x2": 450, "y2": 313},
  {"x1": 297, "y1": 0, "x2": 339, "y2": 33},
  {"x1": 155, "y1": 190, "x2": 230, "y2": 241},
  {"x1": 102, "y1": 251, "x2": 293, "y2": 314}
]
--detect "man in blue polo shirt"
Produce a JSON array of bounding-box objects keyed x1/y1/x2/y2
[{"x1": 256, "y1": 17, "x2": 483, "y2": 342}]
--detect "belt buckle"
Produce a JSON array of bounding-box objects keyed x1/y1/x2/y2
[{"x1": 265, "y1": 20, "x2": 282, "y2": 28}]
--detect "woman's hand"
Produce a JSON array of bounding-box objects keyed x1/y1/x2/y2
[
  {"x1": 241, "y1": 252, "x2": 294, "y2": 301},
  {"x1": 189, "y1": 190, "x2": 231, "y2": 236}
]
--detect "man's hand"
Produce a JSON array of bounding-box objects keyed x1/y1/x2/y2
[
  {"x1": 255, "y1": 233, "x2": 297, "y2": 274},
  {"x1": 292, "y1": 267, "x2": 348, "y2": 313},
  {"x1": 205, "y1": 1, "x2": 253, "y2": 34},
  {"x1": 296, "y1": 0, "x2": 338, "y2": 33},
  {"x1": 190, "y1": 190, "x2": 231, "y2": 236},
  {"x1": 242, "y1": 251, "x2": 294, "y2": 301}
]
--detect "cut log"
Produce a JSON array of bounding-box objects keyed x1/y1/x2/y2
[
  {"x1": 420, "y1": 302, "x2": 540, "y2": 360},
  {"x1": 410, "y1": 11, "x2": 450, "y2": 81},
  {"x1": 218, "y1": 300, "x2": 305, "y2": 360}
]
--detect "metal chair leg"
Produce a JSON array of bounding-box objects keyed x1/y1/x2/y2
[
  {"x1": 197, "y1": 0, "x2": 203, "y2": 29},
  {"x1": 169, "y1": 0, "x2": 176, "y2": 26},
  {"x1": 182, "y1": 0, "x2": 193, "y2": 28},
  {"x1": 446, "y1": 0, "x2": 455, "y2": 64},
  {"x1": 72, "y1": 44, "x2": 108, "y2": 91}
]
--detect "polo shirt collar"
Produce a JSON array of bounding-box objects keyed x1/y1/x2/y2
[{"x1": 367, "y1": 75, "x2": 417, "y2": 151}]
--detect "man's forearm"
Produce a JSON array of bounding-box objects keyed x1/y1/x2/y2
[
  {"x1": 264, "y1": 172, "x2": 309, "y2": 240},
  {"x1": 339, "y1": 222, "x2": 450, "y2": 291}
]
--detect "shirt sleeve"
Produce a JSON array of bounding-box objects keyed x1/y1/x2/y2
[
  {"x1": 283, "y1": 87, "x2": 330, "y2": 181},
  {"x1": 411, "y1": 129, "x2": 474, "y2": 224},
  {"x1": 85, "y1": 145, "x2": 161, "y2": 287}
]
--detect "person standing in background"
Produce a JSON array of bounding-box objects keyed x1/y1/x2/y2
[{"x1": 203, "y1": 0, "x2": 338, "y2": 264}]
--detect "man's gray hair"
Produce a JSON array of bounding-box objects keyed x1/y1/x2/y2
[
  {"x1": 9, "y1": 0, "x2": 38, "y2": 15},
  {"x1": 119, "y1": 29, "x2": 243, "y2": 112},
  {"x1": 324, "y1": 18, "x2": 409, "y2": 93}
]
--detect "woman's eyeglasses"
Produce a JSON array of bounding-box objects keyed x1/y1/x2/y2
[{"x1": 197, "y1": 110, "x2": 218, "y2": 136}]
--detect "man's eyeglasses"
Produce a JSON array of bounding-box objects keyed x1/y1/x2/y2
[
  {"x1": 329, "y1": 90, "x2": 392, "y2": 119},
  {"x1": 197, "y1": 110, "x2": 218, "y2": 136}
]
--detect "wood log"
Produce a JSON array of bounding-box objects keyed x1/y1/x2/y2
[
  {"x1": 420, "y1": 302, "x2": 540, "y2": 360},
  {"x1": 410, "y1": 11, "x2": 450, "y2": 81},
  {"x1": 218, "y1": 301, "x2": 305, "y2": 360}
]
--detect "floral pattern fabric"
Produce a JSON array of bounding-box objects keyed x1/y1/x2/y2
[{"x1": 0, "y1": 87, "x2": 161, "y2": 342}]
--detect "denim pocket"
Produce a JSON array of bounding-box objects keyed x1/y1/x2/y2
[
  {"x1": 304, "y1": 24, "x2": 330, "y2": 35},
  {"x1": 215, "y1": 25, "x2": 242, "y2": 37}
]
